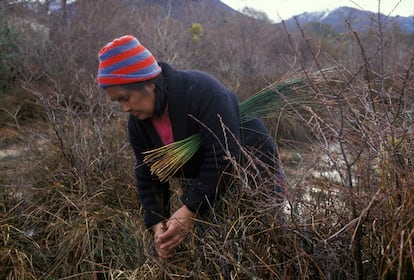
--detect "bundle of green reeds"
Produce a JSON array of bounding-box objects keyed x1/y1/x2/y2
[
  {"x1": 239, "y1": 77, "x2": 306, "y2": 123},
  {"x1": 143, "y1": 76, "x2": 310, "y2": 181},
  {"x1": 142, "y1": 134, "x2": 202, "y2": 182}
]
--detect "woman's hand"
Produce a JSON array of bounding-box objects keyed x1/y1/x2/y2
[
  {"x1": 153, "y1": 205, "x2": 195, "y2": 259},
  {"x1": 152, "y1": 222, "x2": 171, "y2": 258}
]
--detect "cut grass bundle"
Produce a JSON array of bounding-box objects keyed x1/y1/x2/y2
[
  {"x1": 142, "y1": 134, "x2": 202, "y2": 182},
  {"x1": 239, "y1": 77, "x2": 306, "y2": 123},
  {"x1": 143, "y1": 76, "x2": 315, "y2": 182}
]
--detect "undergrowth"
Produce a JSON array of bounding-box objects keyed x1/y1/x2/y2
[{"x1": 1, "y1": 61, "x2": 413, "y2": 279}]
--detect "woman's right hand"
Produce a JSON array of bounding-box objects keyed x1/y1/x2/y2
[{"x1": 152, "y1": 222, "x2": 172, "y2": 259}]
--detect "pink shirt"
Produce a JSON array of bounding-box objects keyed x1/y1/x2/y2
[{"x1": 151, "y1": 105, "x2": 174, "y2": 145}]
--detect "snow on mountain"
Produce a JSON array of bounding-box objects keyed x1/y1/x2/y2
[{"x1": 283, "y1": 6, "x2": 414, "y2": 34}]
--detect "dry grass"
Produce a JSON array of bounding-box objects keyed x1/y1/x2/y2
[{"x1": 1, "y1": 63, "x2": 413, "y2": 279}]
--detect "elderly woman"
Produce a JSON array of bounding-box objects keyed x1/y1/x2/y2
[{"x1": 97, "y1": 35, "x2": 284, "y2": 259}]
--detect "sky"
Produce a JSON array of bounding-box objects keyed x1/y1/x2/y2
[{"x1": 221, "y1": 0, "x2": 414, "y2": 22}]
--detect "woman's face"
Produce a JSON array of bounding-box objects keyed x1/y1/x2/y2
[{"x1": 105, "y1": 83, "x2": 155, "y2": 120}]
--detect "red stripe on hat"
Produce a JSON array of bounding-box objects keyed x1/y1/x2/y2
[
  {"x1": 98, "y1": 35, "x2": 135, "y2": 56},
  {"x1": 99, "y1": 44, "x2": 146, "y2": 69},
  {"x1": 98, "y1": 71, "x2": 161, "y2": 86},
  {"x1": 112, "y1": 55, "x2": 156, "y2": 75}
]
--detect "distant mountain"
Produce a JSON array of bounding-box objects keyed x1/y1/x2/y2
[
  {"x1": 47, "y1": 0, "x2": 242, "y2": 26},
  {"x1": 46, "y1": 1, "x2": 413, "y2": 34},
  {"x1": 140, "y1": 0, "x2": 240, "y2": 24},
  {"x1": 283, "y1": 6, "x2": 414, "y2": 34}
]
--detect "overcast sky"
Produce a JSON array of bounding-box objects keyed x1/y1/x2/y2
[{"x1": 221, "y1": 0, "x2": 414, "y2": 22}]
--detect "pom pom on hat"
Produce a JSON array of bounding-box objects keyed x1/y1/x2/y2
[{"x1": 97, "y1": 35, "x2": 161, "y2": 88}]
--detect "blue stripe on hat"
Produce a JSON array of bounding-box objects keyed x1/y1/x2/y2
[
  {"x1": 99, "y1": 38, "x2": 138, "y2": 61},
  {"x1": 98, "y1": 48, "x2": 152, "y2": 75},
  {"x1": 99, "y1": 64, "x2": 161, "y2": 80}
]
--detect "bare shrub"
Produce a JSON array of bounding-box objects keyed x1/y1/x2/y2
[
  {"x1": 279, "y1": 15, "x2": 414, "y2": 279},
  {"x1": 1, "y1": 75, "x2": 148, "y2": 278}
]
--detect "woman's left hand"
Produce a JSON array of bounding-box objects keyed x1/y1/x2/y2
[{"x1": 155, "y1": 205, "x2": 195, "y2": 259}]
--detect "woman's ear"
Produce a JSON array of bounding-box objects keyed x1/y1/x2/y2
[{"x1": 144, "y1": 82, "x2": 156, "y2": 93}]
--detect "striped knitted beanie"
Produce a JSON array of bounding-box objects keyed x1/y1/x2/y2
[{"x1": 97, "y1": 35, "x2": 162, "y2": 88}]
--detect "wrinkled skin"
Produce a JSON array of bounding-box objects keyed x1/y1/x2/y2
[{"x1": 152, "y1": 205, "x2": 196, "y2": 259}]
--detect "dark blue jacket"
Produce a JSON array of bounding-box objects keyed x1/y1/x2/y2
[{"x1": 128, "y1": 63, "x2": 279, "y2": 227}]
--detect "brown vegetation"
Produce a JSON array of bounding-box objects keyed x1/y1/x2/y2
[{"x1": 1, "y1": 0, "x2": 413, "y2": 279}]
